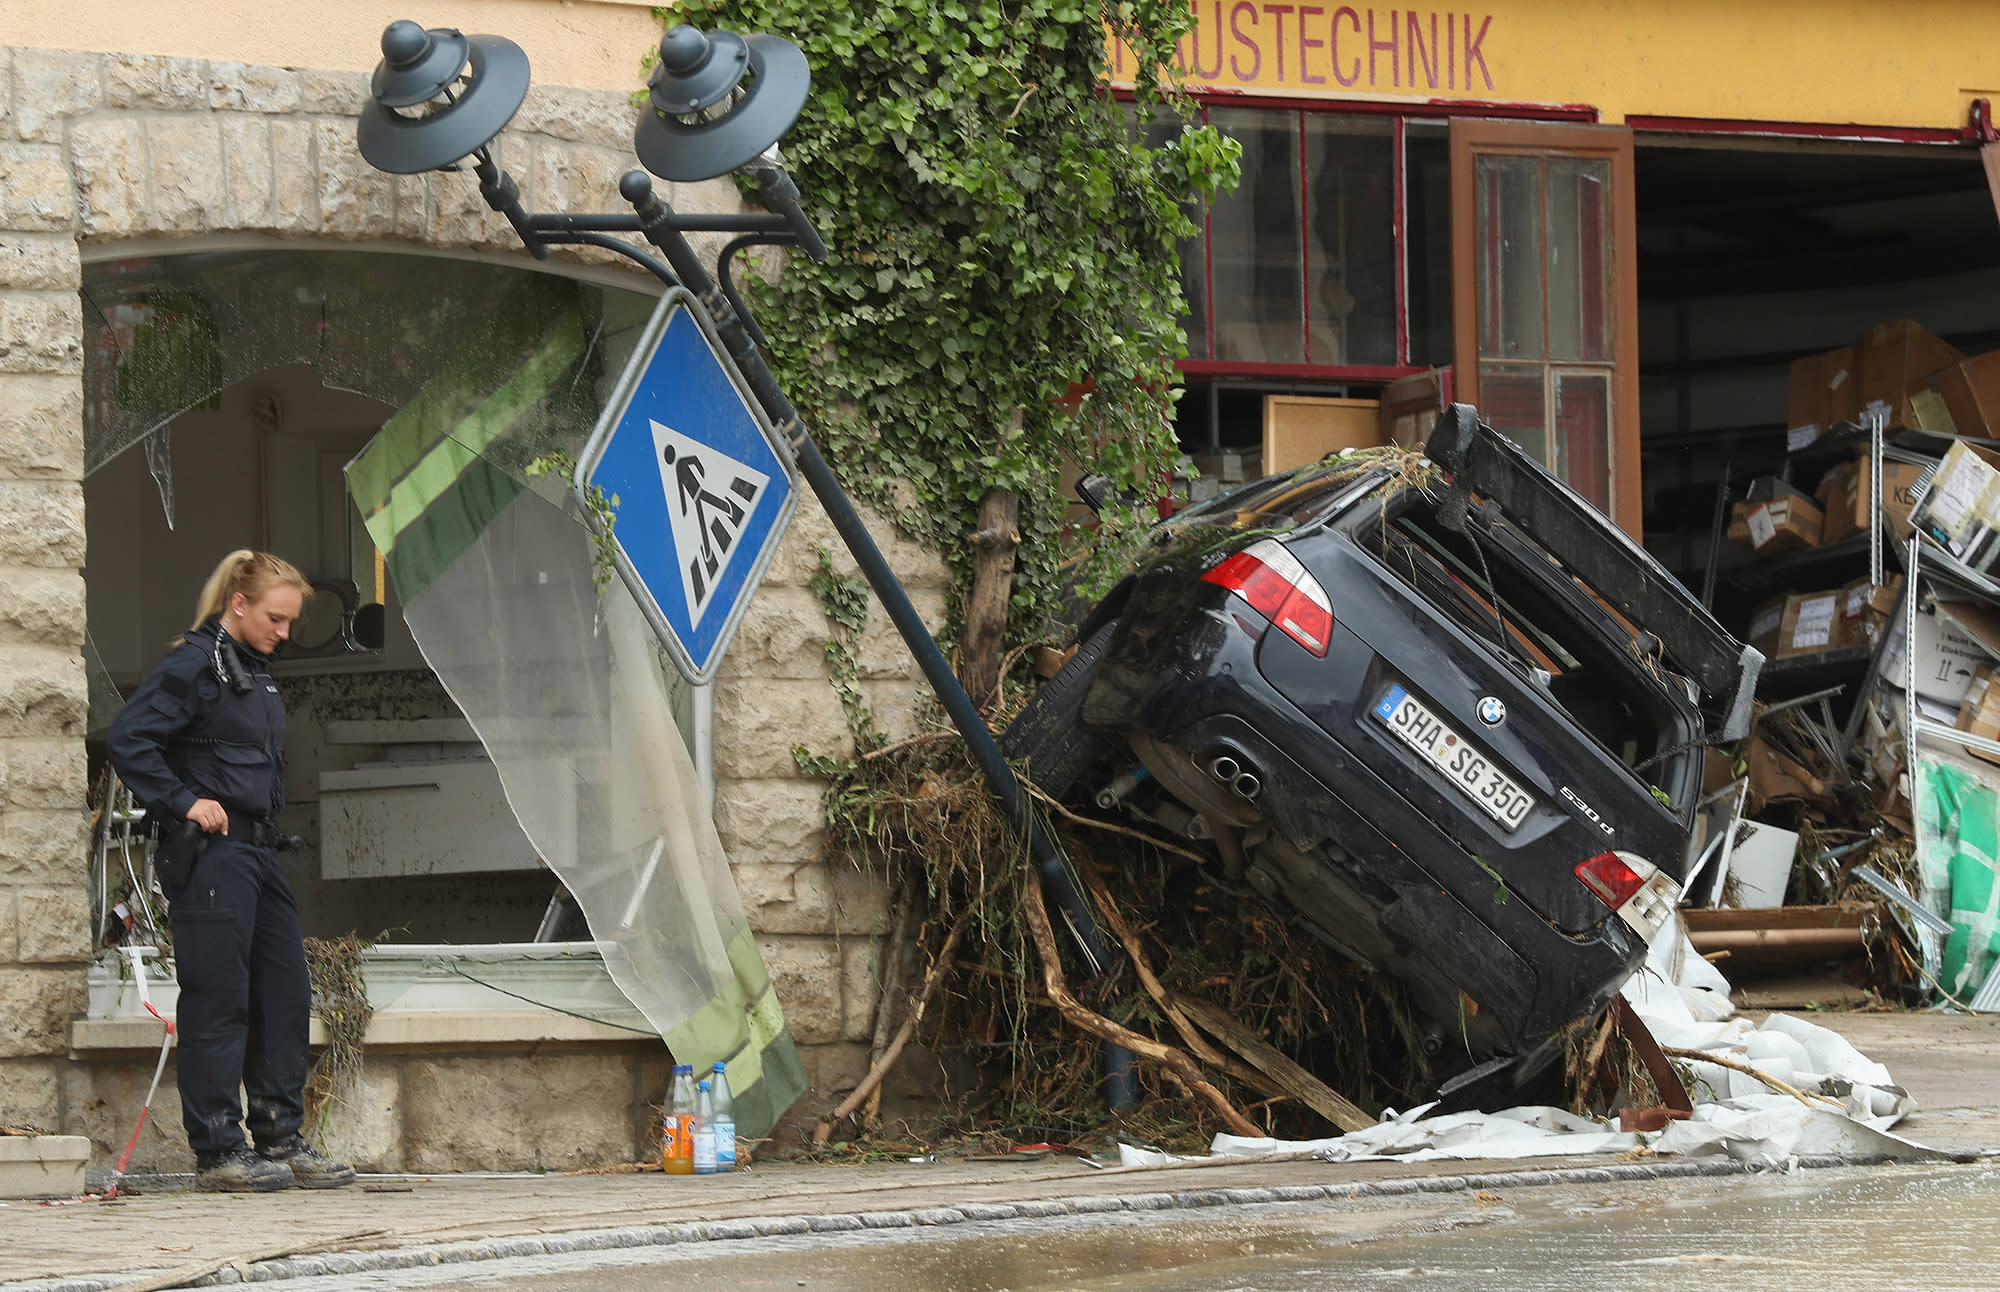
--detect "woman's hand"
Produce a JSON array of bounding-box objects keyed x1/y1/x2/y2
[{"x1": 187, "y1": 798, "x2": 230, "y2": 834}]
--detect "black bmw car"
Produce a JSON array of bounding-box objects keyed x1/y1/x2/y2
[{"x1": 1006, "y1": 406, "x2": 1761, "y2": 1100}]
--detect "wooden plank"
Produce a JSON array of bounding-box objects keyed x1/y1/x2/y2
[
  {"x1": 1262, "y1": 395, "x2": 1381, "y2": 474},
  {"x1": 1173, "y1": 994, "x2": 1375, "y2": 1133},
  {"x1": 1378, "y1": 370, "x2": 1442, "y2": 449},
  {"x1": 1683, "y1": 905, "x2": 1866, "y2": 933},
  {"x1": 1689, "y1": 927, "x2": 1864, "y2": 953}
]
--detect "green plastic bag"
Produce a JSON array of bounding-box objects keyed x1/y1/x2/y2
[{"x1": 1916, "y1": 759, "x2": 2000, "y2": 998}]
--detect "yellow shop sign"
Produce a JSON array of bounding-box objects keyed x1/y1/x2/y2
[
  {"x1": 1110, "y1": 0, "x2": 2000, "y2": 132},
  {"x1": 1113, "y1": 6, "x2": 1501, "y2": 97}
]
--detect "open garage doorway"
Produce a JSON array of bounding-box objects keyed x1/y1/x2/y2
[{"x1": 1635, "y1": 137, "x2": 2000, "y2": 603}]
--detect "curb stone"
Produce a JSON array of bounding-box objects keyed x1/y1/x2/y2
[{"x1": 0, "y1": 1153, "x2": 1912, "y2": 1292}]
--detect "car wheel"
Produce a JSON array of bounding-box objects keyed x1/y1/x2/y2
[{"x1": 1001, "y1": 620, "x2": 1117, "y2": 800}]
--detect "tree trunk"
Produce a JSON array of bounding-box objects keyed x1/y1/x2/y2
[{"x1": 958, "y1": 485, "x2": 1021, "y2": 712}]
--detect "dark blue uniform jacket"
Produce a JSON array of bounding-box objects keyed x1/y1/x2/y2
[{"x1": 106, "y1": 620, "x2": 287, "y2": 823}]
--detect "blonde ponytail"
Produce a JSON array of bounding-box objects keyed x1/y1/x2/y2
[{"x1": 189, "y1": 549, "x2": 312, "y2": 630}]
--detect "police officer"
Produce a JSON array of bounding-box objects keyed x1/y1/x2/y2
[{"x1": 107, "y1": 550, "x2": 356, "y2": 1193}]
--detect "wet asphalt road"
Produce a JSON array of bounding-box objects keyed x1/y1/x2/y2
[{"x1": 240, "y1": 1160, "x2": 1999, "y2": 1292}]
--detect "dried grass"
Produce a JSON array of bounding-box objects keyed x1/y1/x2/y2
[
  {"x1": 301, "y1": 933, "x2": 373, "y2": 1140},
  {"x1": 810, "y1": 701, "x2": 1434, "y2": 1154}
]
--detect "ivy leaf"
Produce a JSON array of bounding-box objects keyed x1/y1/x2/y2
[{"x1": 672, "y1": 0, "x2": 1239, "y2": 641}]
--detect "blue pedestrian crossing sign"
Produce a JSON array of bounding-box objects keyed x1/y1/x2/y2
[{"x1": 577, "y1": 288, "x2": 798, "y2": 683}]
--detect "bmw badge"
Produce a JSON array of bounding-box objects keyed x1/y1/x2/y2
[{"x1": 1477, "y1": 696, "x2": 1506, "y2": 727}]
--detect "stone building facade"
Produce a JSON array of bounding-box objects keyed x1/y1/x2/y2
[{"x1": 0, "y1": 44, "x2": 937, "y2": 1169}]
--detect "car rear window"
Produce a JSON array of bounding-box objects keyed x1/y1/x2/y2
[
  {"x1": 1360, "y1": 496, "x2": 1684, "y2": 772},
  {"x1": 1169, "y1": 461, "x2": 1390, "y2": 534}
]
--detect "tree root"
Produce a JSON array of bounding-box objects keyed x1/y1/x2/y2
[
  {"x1": 861, "y1": 891, "x2": 919, "y2": 1132},
  {"x1": 1078, "y1": 865, "x2": 1228, "y2": 1069},
  {"x1": 1019, "y1": 875, "x2": 1261, "y2": 1138},
  {"x1": 1659, "y1": 1045, "x2": 1847, "y2": 1111},
  {"x1": 812, "y1": 908, "x2": 972, "y2": 1149}
]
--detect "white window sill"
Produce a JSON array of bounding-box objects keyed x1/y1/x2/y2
[{"x1": 72, "y1": 943, "x2": 656, "y2": 1053}]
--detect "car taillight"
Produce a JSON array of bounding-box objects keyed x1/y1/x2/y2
[
  {"x1": 1201, "y1": 538, "x2": 1333, "y2": 657},
  {"x1": 1575, "y1": 851, "x2": 1647, "y2": 909}
]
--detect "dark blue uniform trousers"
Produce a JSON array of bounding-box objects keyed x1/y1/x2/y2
[{"x1": 169, "y1": 836, "x2": 311, "y2": 1156}]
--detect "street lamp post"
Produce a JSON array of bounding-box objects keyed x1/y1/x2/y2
[{"x1": 355, "y1": 21, "x2": 1121, "y2": 984}]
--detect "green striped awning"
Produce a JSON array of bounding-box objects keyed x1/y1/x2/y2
[{"x1": 349, "y1": 297, "x2": 586, "y2": 601}]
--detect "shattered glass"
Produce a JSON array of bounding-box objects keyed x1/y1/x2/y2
[
  {"x1": 83, "y1": 633, "x2": 125, "y2": 740},
  {"x1": 82, "y1": 250, "x2": 561, "y2": 515},
  {"x1": 141, "y1": 424, "x2": 173, "y2": 528}
]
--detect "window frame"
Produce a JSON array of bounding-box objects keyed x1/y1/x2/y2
[
  {"x1": 1448, "y1": 119, "x2": 1642, "y2": 537},
  {"x1": 1163, "y1": 94, "x2": 1600, "y2": 386}
]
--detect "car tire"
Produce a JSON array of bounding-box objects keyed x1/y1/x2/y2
[{"x1": 1001, "y1": 620, "x2": 1118, "y2": 800}]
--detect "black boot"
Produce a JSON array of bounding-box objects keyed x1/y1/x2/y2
[
  {"x1": 258, "y1": 1134, "x2": 358, "y2": 1189},
  {"x1": 195, "y1": 1147, "x2": 296, "y2": 1193}
]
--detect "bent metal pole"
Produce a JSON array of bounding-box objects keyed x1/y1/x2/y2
[{"x1": 617, "y1": 170, "x2": 1119, "y2": 979}]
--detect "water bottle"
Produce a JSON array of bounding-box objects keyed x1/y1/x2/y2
[
  {"x1": 663, "y1": 1063, "x2": 695, "y2": 1174},
  {"x1": 711, "y1": 1061, "x2": 736, "y2": 1172},
  {"x1": 693, "y1": 1081, "x2": 718, "y2": 1175}
]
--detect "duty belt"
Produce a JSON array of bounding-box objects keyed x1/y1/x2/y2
[{"x1": 240, "y1": 819, "x2": 286, "y2": 848}]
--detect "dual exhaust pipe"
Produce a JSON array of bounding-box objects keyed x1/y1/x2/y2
[{"x1": 1206, "y1": 752, "x2": 1262, "y2": 802}]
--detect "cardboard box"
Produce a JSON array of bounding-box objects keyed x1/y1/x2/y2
[
  {"x1": 1749, "y1": 584, "x2": 1871, "y2": 659},
  {"x1": 1815, "y1": 458, "x2": 1934, "y2": 544},
  {"x1": 1857, "y1": 319, "x2": 1964, "y2": 430},
  {"x1": 1262, "y1": 395, "x2": 1379, "y2": 473},
  {"x1": 1701, "y1": 748, "x2": 1737, "y2": 796},
  {"x1": 1746, "y1": 594, "x2": 1789, "y2": 657},
  {"x1": 1911, "y1": 439, "x2": 2000, "y2": 563},
  {"x1": 1861, "y1": 574, "x2": 1903, "y2": 647},
  {"x1": 1923, "y1": 349, "x2": 2000, "y2": 441},
  {"x1": 1836, "y1": 576, "x2": 1873, "y2": 650},
  {"x1": 1193, "y1": 449, "x2": 1259, "y2": 485},
  {"x1": 1865, "y1": 689, "x2": 1908, "y2": 788},
  {"x1": 1956, "y1": 664, "x2": 2000, "y2": 766},
  {"x1": 1742, "y1": 735, "x2": 1832, "y2": 812},
  {"x1": 1787, "y1": 346, "x2": 1859, "y2": 445},
  {"x1": 1775, "y1": 588, "x2": 1842, "y2": 658},
  {"x1": 1877, "y1": 598, "x2": 2000, "y2": 708},
  {"x1": 1728, "y1": 495, "x2": 1824, "y2": 554}
]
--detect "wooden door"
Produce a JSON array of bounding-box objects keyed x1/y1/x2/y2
[
  {"x1": 1378, "y1": 369, "x2": 1449, "y2": 450},
  {"x1": 1451, "y1": 121, "x2": 1641, "y2": 537}
]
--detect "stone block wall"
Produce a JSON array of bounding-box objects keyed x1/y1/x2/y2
[
  {"x1": 64, "y1": 1039, "x2": 664, "y2": 1174},
  {"x1": 0, "y1": 49, "x2": 91, "y2": 1126},
  {"x1": 716, "y1": 487, "x2": 951, "y2": 1110},
  {"x1": 0, "y1": 45, "x2": 944, "y2": 1155}
]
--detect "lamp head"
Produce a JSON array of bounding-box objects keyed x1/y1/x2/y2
[
  {"x1": 356, "y1": 20, "x2": 531, "y2": 174},
  {"x1": 633, "y1": 25, "x2": 810, "y2": 182}
]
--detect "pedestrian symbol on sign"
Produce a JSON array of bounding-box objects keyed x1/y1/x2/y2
[
  {"x1": 652, "y1": 419, "x2": 770, "y2": 626},
  {"x1": 578, "y1": 289, "x2": 797, "y2": 684}
]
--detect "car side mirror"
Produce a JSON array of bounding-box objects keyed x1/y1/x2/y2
[{"x1": 1075, "y1": 474, "x2": 1117, "y2": 515}]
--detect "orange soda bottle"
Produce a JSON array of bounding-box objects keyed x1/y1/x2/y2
[{"x1": 663, "y1": 1063, "x2": 696, "y2": 1174}]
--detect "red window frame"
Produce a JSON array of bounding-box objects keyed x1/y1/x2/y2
[{"x1": 1164, "y1": 94, "x2": 1597, "y2": 386}]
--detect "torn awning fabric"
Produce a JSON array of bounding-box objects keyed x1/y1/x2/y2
[{"x1": 346, "y1": 284, "x2": 806, "y2": 1139}]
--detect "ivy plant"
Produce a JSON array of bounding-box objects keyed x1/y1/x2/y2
[{"x1": 663, "y1": 0, "x2": 1239, "y2": 638}]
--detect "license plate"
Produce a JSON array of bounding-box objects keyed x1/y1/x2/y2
[{"x1": 1372, "y1": 685, "x2": 1535, "y2": 830}]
